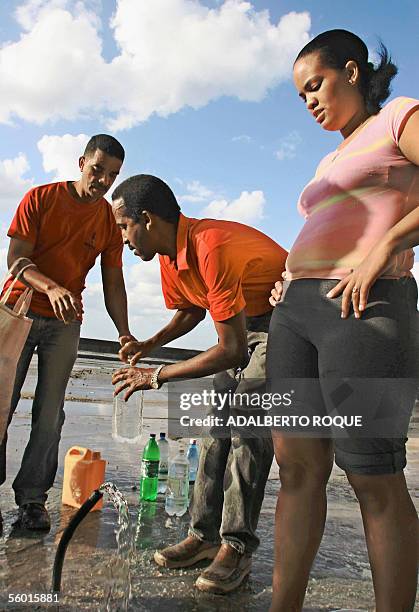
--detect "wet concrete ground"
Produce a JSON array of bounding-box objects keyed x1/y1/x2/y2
[{"x1": 0, "y1": 356, "x2": 418, "y2": 611}]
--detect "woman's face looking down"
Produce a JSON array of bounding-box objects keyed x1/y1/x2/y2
[{"x1": 293, "y1": 51, "x2": 367, "y2": 135}]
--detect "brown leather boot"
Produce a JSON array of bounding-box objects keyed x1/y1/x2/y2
[
  {"x1": 154, "y1": 535, "x2": 220, "y2": 569},
  {"x1": 195, "y1": 543, "x2": 252, "y2": 594}
]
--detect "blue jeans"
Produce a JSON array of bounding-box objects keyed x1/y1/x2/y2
[{"x1": 0, "y1": 312, "x2": 80, "y2": 506}]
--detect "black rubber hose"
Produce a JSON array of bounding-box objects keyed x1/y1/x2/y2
[{"x1": 52, "y1": 489, "x2": 104, "y2": 593}]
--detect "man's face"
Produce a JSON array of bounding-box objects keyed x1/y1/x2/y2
[
  {"x1": 112, "y1": 199, "x2": 157, "y2": 261},
  {"x1": 79, "y1": 149, "x2": 122, "y2": 201}
]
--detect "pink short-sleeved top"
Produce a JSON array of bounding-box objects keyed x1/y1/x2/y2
[{"x1": 285, "y1": 96, "x2": 419, "y2": 280}]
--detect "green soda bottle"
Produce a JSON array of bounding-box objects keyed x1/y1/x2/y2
[{"x1": 139, "y1": 433, "x2": 160, "y2": 501}]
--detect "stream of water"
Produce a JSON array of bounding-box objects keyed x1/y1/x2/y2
[{"x1": 99, "y1": 482, "x2": 135, "y2": 611}]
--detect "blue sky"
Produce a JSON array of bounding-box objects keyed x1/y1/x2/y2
[{"x1": 0, "y1": 0, "x2": 417, "y2": 349}]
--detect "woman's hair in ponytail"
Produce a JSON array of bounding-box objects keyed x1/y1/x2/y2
[{"x1": 295, "y1": 29, "x2": 398, "y2": 115}]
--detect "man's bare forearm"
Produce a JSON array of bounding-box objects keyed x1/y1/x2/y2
[
  {"x1": 158, "y1": 310, "x2": 248, "y2": 382},
  {"x1": 103, "y1": 275, "x2": 130, "y2": 336},
  {"x1": 7, "y1": 250, "x2": 82, "y2": 321},
  {"x1": 7, "y1": 254, "x2": 60, "y2": 294},
  {"x1": 149, "y1": 307, "x2": 206, "y2": 349},
  {"x1": 158, "y1": 341, "x2": 247, "y2": 383}
]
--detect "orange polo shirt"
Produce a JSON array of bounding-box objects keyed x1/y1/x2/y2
[
  {"x1": 4, "y1": 181, "x2": 123, "y2": 318},
  {"x1": 159, "y1": 214, "x2": 287, "y2": 321}
]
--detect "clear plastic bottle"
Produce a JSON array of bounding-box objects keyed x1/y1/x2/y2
[
  {"x1": 165, "y1": 448, "x2": 189, "y2": 517},
  {"x1": 186, "y1": 439, "x2": 199, "y2": 483},
  {"x1": 112, "y1": 391, "x2": 143, "y2": 444},
  {"x1": 157, "y1": 432, "x2": 169, "y2": 493},
  {"x1": 139, "y1": 434, "x2": 160, "y2": 501}
]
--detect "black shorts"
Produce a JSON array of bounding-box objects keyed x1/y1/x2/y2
[{"x1": 266, "y1": 277, "x2": 419, "y2": 475}]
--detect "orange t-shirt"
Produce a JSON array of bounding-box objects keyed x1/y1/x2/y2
[
  {"x1": 159, "y1": 214, "x2": 287, "y2": 321},
  {"x1": 4, "y1": 181, "x2": 123, "y2": 318}
]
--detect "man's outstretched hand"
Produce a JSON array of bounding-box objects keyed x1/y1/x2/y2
[{"x1": 112, "y1": 366, "x2": 157, "y2": 400}]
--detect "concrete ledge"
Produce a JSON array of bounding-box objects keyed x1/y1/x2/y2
[{"x1": 78, "y1": 337, "x2": 202, "y2": 364}]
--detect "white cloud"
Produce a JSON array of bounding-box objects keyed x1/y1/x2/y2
[
  {"x1": 177, "y1": 179, "x2": 266, "y2": 225},
  {"x1": 0, "y1": 153, "x2": 33, "y2": 272},
  {"x1": 37, "y1": 133, "x2": 89, "y2": 181},
  {"x1": 108, "y1": 2, "x2": 311, "y2": 130},
  {"x1": 275, "y1": 130, "x2": 302, "y2": 160},
  {"x1": 15, "y1": 1, "x2": 103, "y2": 29},
  {"x1": 0, "y1": 1, "x2": 311, "y2": 130},
  {"x1": 81, "y1": 257, "x2": 169, "y2": 341},
  {"x1": 0, "y1": 3, "x2": 105, "y2": 126},
  {"x1": 178, "y1": 180, "x2": 215, "y2": 204},
  {"x1": 15, "y1": 0, "x2": 68, "y2": 30},
  {"x1": 37, "y1": 132, "x2": 132, "y2": 199},
  {"x1": 83, "y1": 257, "x2": 171, "y2": 333},
  {"x1": 125, "y1": 256, "x2": 169, "y2": 316},
  {"x1": 81, "y1": 256, "x2": 217, "y2": 348},
  {"x1": 177, "y1": 178, "x2": 266, "y2": 223},
  {"x1": 232, "y1": 134, "x2": 252, "y2": 143},
  {"x1": 202, "y1": 190, "x2": 265, "y2": 223},
  {"x1": 0, "y1": 154, "x2": 33, "y2": 216}
]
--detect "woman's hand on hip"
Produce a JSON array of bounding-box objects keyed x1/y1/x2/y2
[
  {"x1": 326, "y1": 243, "x2": 393, "y2": 319},
  {"x1": 269, "y1": 280, "x2": 283, "y2": 307}
]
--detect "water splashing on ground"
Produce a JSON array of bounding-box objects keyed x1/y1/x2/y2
[{"x1": 99, "y1": 482, "x2": 135, "y2": 611}]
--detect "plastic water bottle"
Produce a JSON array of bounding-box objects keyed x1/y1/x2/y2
[
  {"x1": 112, "y1": 391, "x2": 143, "y2": 444},
  {"x1": 139, "y1": 434, "x2": 160, "y2": 501},
  {"x1": 165, "y1": 448, "x2": 189, "y2": 517},
  {"x1": 186, "y1": 439, "x2": 199, "y2": 483},
  {"x1": 157, "y1": 432, "x2": 169, "y2": 493}
]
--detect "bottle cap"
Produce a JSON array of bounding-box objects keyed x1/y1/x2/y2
[
  {"x1": 190, "y1": 439, "x2": 197, "y2": 444},
  {"x1": 160, "y1": 432, "x2": 166, "y2": 438},
  {"x1": 150, "y1": 433, "x2": 156, "y2": 438}
]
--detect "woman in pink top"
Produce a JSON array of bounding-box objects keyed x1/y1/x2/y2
[{"x1": 267, "y1": 30, "x2": 418, "y2": 611}]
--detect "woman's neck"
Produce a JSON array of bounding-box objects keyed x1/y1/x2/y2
[{"x1": 340, "y1": 108, "x2": 371, "y2": 140}]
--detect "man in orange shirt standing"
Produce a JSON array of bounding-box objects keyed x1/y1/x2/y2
[
  {"x1": 0, "y1": 135, "x2": 135, "y2": 532},
  {"x1": 111, "y1": 174, "x2": 287, "y2": 594}
]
